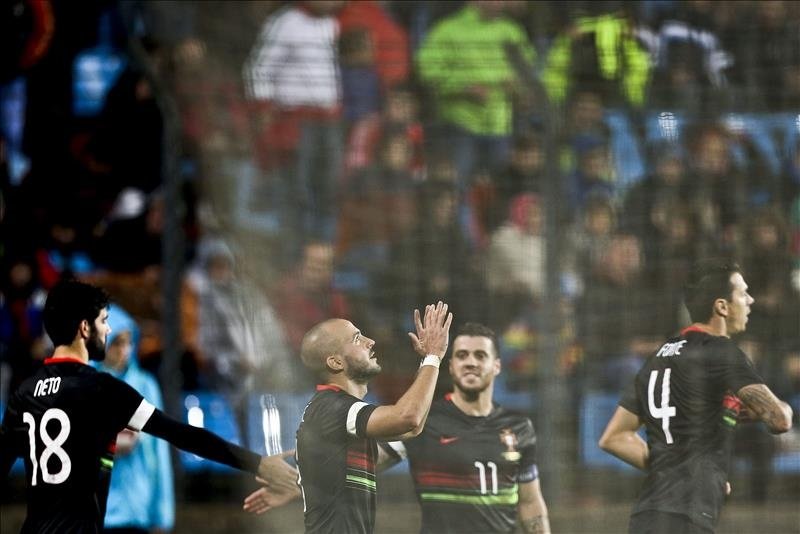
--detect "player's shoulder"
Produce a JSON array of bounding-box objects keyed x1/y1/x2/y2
[
  {"x1": 491, "y1": 405, "x2": 534, "y2": 431},
  {"x1": 306, "y1": 387, "x2": 361, "y2": 412}
]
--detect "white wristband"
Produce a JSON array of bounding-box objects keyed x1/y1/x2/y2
[{"x1": 420, "y1": 354, "x2": 441, "y2": 369}]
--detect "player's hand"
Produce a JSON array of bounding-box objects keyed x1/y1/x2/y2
[
  {"x1": 115, "y1": 429, "x2": 139, "y2": 456},
  {"x1": 256, "y1": 450, "x2": 300, "y2": 497},
  {"x1": 243, "y1": 478, "x2": 299, "y2": 514},
  {"x1": 408, "y1": 301, "x2": 453, "y2": 359}
]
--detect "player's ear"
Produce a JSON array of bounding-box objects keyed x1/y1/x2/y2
[
  {"x1": 492, "y1": 355, "x2": 501, "y2": 376},
  {"x1": 326, "y1": 354, "x2": 344, "y2": 372},
  {"x1": 78, "y1": 319, "x2": 91, "y2": 339},
  {"x1": 714, "y1": 298, "x2": 728, "y2": 318}
]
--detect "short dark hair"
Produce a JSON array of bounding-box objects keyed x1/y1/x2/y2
[
  {"x1": 454, "y1": 323, "x2": 499, "y2": 358},
  {"x1": 43, "y1": 280, "x2": 110, "y2": 347},
  {"x1": 683, "y1": 259, "x2": 743, "y2": 323}
]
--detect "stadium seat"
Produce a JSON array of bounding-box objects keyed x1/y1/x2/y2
[
  {"x1": 179, "y1": 391, "x2": 242, "y2": 473},
  {"x1": 492, "y1": 372, "x2": 537, "y2": 414},
  {"x1": 579, "y1": 391, "x2": 639, "y2": 471},
  {"x1": 605, "y1": 109, "x2": 646, "y2": 190}
]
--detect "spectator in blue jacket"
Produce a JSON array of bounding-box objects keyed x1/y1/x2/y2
[{"x1": 97, "y1": 304, "x2": 174, "y2": 534}]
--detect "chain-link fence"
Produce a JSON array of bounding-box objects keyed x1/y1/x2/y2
[{"x1": 2, "y1": 1, "x2": 799, "y2": 532}]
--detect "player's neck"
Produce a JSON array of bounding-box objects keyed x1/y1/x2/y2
[
  {"x1": 692, "y1": 319, "x2": 728, "y2": 338},
  {"x1": 451, "y1": 388, "x2": 493, "y2": 417},
  {"x1": 52, "y1": 343, "x2": 89, "y2": 363},
  {"x1": 333, "y1": 378, "x2": 368, "y2": 400}
]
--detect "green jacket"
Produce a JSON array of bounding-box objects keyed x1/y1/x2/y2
[
  {"x1": 417, "y1": 6, "x2": 536, "y2": 136},
  {"x1": 542, "y1": 14, "x2": 650, "y2": 107}
]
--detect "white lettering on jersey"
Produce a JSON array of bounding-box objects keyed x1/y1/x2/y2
[
  {"x1": 33, "y1": 377, "x2": 61, "y2": 397},
  {"x1": 656, "y1": 340, "x2": 687, "y2": 358}
]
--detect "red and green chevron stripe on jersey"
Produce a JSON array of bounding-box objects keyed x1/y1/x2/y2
[
  {"x1": 415, "y1": 469, "x2": 519, "y2": 505},
  {"x1": 420, "y1": 486, "x2": 519, "y2": 506},
  {"x1": 345, "y1": 449, "x2": 377, "y2": 493}
]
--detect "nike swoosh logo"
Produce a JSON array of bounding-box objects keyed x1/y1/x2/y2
[{"x1": 439, "y1": 436, "x2": 459, "y2": 445}]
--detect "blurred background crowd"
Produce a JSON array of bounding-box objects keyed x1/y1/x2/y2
[{"x1": 2, "y1": 0, "x2": 800, "y2": 511}]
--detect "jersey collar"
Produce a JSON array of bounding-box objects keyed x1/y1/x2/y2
[
  {"x1": 681, "y1": 325, "x2": 712, "y2": 336},
  {"x1": 316, "y1": 384, "x2": 342, "y2": 392},
  {"x1": 44, "y1": 355, "x2": 87, "y2": 365}
]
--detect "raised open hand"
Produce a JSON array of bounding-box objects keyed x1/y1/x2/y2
[{"x1": 407, "y1": 301, "x2": 453, "y2": 359}]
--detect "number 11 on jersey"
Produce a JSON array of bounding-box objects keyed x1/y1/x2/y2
[{"x1": 648, "y1": 369, "x2": 676, "y2": 444}]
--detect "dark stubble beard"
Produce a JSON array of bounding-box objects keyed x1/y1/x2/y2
[
  {"x1": 87, "y1": 324, "x2": 107, "y2": 361},
  {"x1": 346, "y1": 356, "x2": 381, "y2": 384}
]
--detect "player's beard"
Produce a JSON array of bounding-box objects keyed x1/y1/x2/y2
[
  {"x1": 345, "y1": 354, "x2": 381, "y2": 384},
  {"x1": 87, "y1": 324, "x2": 107, "y2": 361},
  {"x1": 453, "y1": 373, "x2": 491, "y2": 397}
]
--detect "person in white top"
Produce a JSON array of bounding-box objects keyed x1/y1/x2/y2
[{"x1": 243, "y1": 1, "x2": 346, "y2": 247}]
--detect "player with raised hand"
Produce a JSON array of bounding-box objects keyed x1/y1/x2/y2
[
  {"x1": 245, "y1": 301, "x2": 452, "y2": 533},
  {"x1": 0, "y1": 279, "x2": 298, "y2": 533},
  {"x1": 599, "y1": 260, "x2": 793, "y2": 534}
]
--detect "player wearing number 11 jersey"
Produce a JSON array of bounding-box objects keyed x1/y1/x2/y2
[
  {"x1": 0, "y1": 280, "x2": 299, "y2": 534},
  {"x1": 390, "y1": 323, "x2": 550, "y2": 533},
  {"x1": 600, "y1": 260, "x2": 793, "y2": 534}
]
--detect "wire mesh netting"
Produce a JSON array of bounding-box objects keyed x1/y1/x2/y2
[{"x1": 1, "y1": 1, "x2": 800, "y2": 533}]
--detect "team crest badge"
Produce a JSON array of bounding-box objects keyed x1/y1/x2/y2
[{"x1": 499, "y1": 428, "x2": 521, "y2": 461}]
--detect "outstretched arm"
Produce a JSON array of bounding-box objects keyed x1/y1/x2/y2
[
  {"x1": 141, "y1": 408, "x2": 298, "y2": 488},
  {"x1": 142, "y1": 408, "x2": 262, "y2": 472},
  {"x1": 736, "y1": 384, "x2": 793, "y2": 434},
  {"x1": 598, "y1": 406, "x2": 648, "y2": 470}
]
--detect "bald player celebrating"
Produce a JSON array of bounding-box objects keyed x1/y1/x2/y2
[{"x1": 244, "y1": 302, "x2": 452, "y2": 533}]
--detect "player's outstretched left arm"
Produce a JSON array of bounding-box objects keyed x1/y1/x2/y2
[
  {"x1": 598, "y1": 406, "x2": 648, "y2": 470},
  {"x1": 141, "y1": 407, "x2": 301, "y2": 492},
  {"x1": 518, "y1": 479, "x2": 551, "y2": 534}
]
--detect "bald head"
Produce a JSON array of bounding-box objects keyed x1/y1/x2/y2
[{"x1": 300, "y1": 319, "x2": 352, "y2": 374}]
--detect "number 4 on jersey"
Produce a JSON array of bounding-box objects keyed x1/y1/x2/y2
[{"x1": 648, "y1": 369, "x2": 676, "y2": 444}]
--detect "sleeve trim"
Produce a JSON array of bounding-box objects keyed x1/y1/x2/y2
[
  {"x1": 128, "y1": 399, "x2": 156, "y2": 430},
  {"x1": 346, "y1": 401, "x2": 369, "y2": 437}
]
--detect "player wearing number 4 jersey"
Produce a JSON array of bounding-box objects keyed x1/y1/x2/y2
[
  {"x1": 0, "y1": 280, "x2": 299, "y2": 534},
  {"x1": 600, "y1": 260, "x2": 793, "y2": 534}
]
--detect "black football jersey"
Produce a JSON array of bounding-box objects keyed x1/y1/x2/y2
[
  {"x1": 619, "y1": 327, "x2": 764, "y2": 530},
  {"x1": 0, "y1": 356, "x2": 154, "y2": 534},
  {"x1": 404, "y1": 395, "x2": 538, "y2": 533},
  {"x1": 296, "y1": 385, "x2": 379, "y2": 534}
]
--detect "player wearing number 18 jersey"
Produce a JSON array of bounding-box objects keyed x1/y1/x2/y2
[
  {"x1": 0, "y1": 280, "x2": 298, "y2": 534},
  {"x1": 600, "y1": 260, "x2": 793, "y2": 534},
  {"x1": 2, "y1": 355, "x2": 157, "y2": 532}
]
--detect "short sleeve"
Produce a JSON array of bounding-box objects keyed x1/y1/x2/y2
[
  {"x1": 712, "y1": 341, "x2": 764, "y2": 393},
  {"x1": 97, "y1": 373, "x2": 148, "y2": 432},
  {"x1": 618, "y1": 379, "x2": 641, "y2": 415},
  {"x1": 313, "y1": 391, "x2": 378, "y2": 440}
]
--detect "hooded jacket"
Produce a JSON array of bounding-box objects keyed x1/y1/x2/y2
[{"x1": 97, "y1": 304, "x2": 174, "y2": 530}]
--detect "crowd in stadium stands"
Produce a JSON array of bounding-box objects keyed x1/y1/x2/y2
[{"x1": 2, "y1": 0, "x2": 800, "y2": 486}]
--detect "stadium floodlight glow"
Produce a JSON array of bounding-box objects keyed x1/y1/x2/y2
[
  {"x1": 657, "y1": 111, "x2": 677, "y2": 141},
  {"x1": 261, "y1": 394, "x2": 282, "y2": 456}
]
